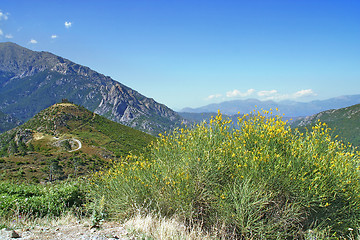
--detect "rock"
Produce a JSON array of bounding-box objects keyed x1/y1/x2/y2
[
  {"x1": 0, "y1": 229, "x2": 21, "y2": 239},
  {"x1": 11, "y1": 230, "x2": 21, "y2": 238}
]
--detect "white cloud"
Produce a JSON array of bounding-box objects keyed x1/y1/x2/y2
[
  {"x1": 5, "y1": 34, "x2": 13, "y2": 39},
  {"x1": 226, "y1": 89, "x2": 255, "y2": 98},
  {"x1": 0, "y1": 29, "x2": 3, "y2": 36},
  {"x1": 0, "y1": 11, "x2": 9, "y2": 21},
  {"x1": 51, "y1": 34, "x2": 58, "y2": 39},
  {"x1": 257, "y1": 90, "x2": 277, "y2": 97},
  {"x1": 65, "y1": 21, "x2": 72, "y2": 28},
  {"x1": 207, "y1": 94, "x2": 222, "y2": 100},
  {"x1": 256, "y1": 89, "x2": 317, "y2": 101},
  {"x1": 293, "y1": 89, "x2": 317, "y2": 98},
  {"x1": 206, "y1": 88, "x2": 318, "y2": 103},
  {"x1": 29, "y1": 39, "x2": 37, "y2": 44}
]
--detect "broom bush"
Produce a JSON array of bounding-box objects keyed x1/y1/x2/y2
[{"x1": 91, "y1": 109, "x2": 360, "y2": 238}]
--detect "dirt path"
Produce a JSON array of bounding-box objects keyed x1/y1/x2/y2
[
  {"x1": 1, "y1": 221, "x2": 135, "y2": 240},
  {"x1": 54, "y1": 137, "x2": 82, "y2": 152},
  {"x1": 68, "y1": 138, "x2": 82, "y2": 152}
]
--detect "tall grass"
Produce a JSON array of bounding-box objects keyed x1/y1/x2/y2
[{"x1": 91, "y1": 109, "x2": 360, "y2": 238}]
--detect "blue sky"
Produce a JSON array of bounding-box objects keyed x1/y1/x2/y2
[{"x1": 0, "y1": 0, "x2": 359, "y2": 110}]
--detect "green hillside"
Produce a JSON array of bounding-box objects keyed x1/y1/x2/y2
[
  {"x1": 0, "y1": 102, "x2": 155, "y2": 182},
  {"x1": 291, "y1": 103, "x2": 360, "y2": 147}
]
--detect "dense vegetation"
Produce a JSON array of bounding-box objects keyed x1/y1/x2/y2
[
  {"x1": 91, "y1": 110, "x2": 360, "y2": 238},
  {"x1": 0, "y1": 180, "x2": 86, "y2": 218}
]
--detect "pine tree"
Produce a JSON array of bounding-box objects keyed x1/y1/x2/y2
[
  {"x1": 8, "y1": 141, "x2": 18, "y2": 155},
  {"x1": 48, "y1": 157, "x2": 64, "y2": 181},
  {"x1": 28, "y1": 142, "x2": 35, "y2": 152},
  {"x1": 18, "y1": 141, "x2": 28, "y2": 155}
]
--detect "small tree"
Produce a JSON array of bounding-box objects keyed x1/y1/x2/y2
[
  {"x1": 71, "y1": 156, "x2": 81, "y2": 177},
  {"x1": 27, "y1": 142, "x2": 35, "y2": 152},
  {"x1": 18, "y1": 141, "x2": 28, "y2": 156},
  {"x1": 61, "y1": 98, "x2": 72, "y2": 104},
  {"x1": 48, "y1": 157, "x2": 64, "y2": 181},
  {"x1": 8, "y1": 141, "x2": 18, "y2": 155}
]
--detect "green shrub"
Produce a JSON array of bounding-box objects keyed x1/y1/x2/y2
[
  {"x1": 91, "y1": 110, "x2": 360, "y2": 238},
  {"x1": 0, "y1": 180, "x2": 86, "y2": 218}
]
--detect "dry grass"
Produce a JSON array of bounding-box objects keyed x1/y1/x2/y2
[
  {"x1": 124, "y1": 213, "x2": 226, "y2": 240},
  {"x1": 0, "y1": 211, "x2": 83, "y2": 230}
]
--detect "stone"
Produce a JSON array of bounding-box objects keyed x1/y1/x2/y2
[{"x1": 11, "y1": 230, "x2": 21, "y2": 238}]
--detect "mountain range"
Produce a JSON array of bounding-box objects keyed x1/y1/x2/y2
[
  {"x1": 181, "y1": 95, "x2": 360, "y2": 117},
  {"x1": 0, "y1": 42, "x2": 183, "y2": 135},
  {"x1": 0, "y1": 102, "x2": 154, "y2": 182},
  {"x1": 1, "y1": 41, "x2": 359, "y2": 140}
]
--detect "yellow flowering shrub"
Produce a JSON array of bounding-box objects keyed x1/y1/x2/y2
[{"x1": 91, "y1": 110, "x2": 360, "y2": 238}]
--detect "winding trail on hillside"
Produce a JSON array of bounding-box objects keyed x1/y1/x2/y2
[
  {"x1": 54, "y1": 137, "x2": 82, "y2": 152},
  {"x1": 69, "y1": 138, "x2": 82, "y2": 152}
]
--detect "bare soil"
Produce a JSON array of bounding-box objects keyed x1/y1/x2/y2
[{"x1": 0, "y1": 221, "x2": 136, "y2": 240}]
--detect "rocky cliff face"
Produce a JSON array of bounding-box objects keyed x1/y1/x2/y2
[{"x1": 0, "y1": 42, "x2": 183, "y2": 135}]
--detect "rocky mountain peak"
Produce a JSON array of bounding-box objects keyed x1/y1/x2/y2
[{"x1": 0, "y1": 42, "x2": 183, "y2": 135}]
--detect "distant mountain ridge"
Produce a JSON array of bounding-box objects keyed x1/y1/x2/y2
[
  {"x1": 0, "y1": 42, "x2": 183, "y2": 135},
  {"x1": 291, "y1": 103, "x2": 360, "y2": 147},
  {"x1": 181, "y1": 95, "x2": 360, "y2": 117}
]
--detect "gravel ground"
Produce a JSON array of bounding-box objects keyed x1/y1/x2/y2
[{"x1": 0, "y1": 221, "x2": 136, "y2": 240}]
